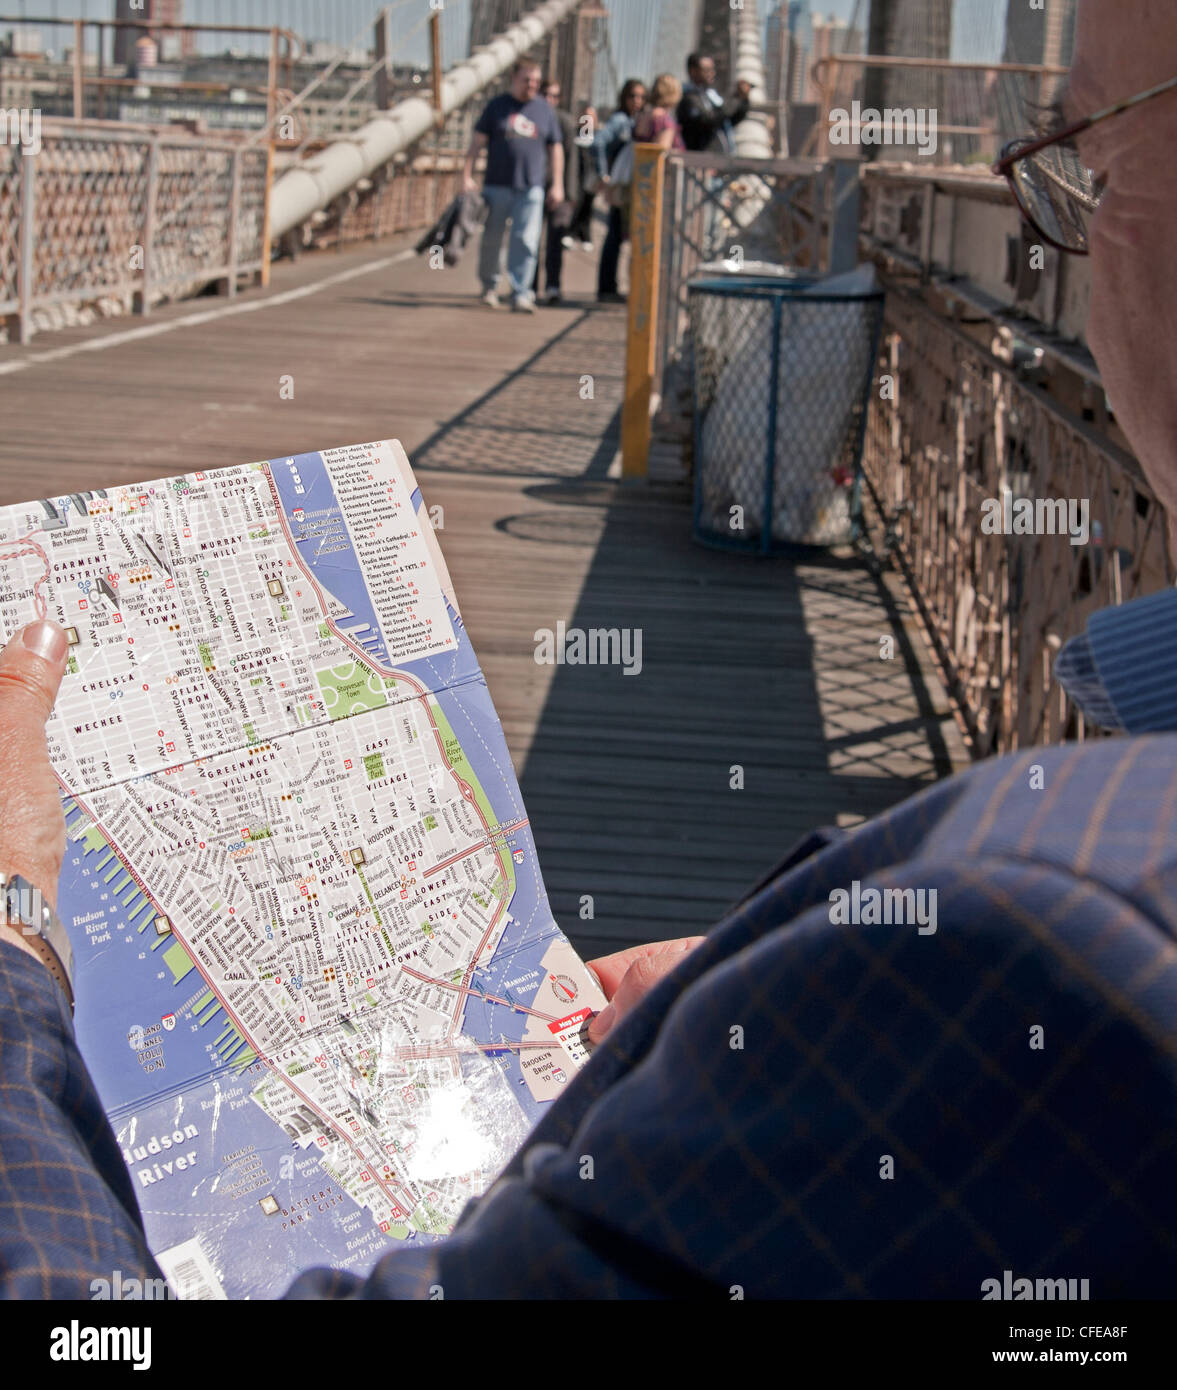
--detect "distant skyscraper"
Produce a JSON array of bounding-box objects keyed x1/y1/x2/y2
[
  {"x1": 765, "y1": 2, "x2": 786, "y2": 107},
  {"x1": 808, "y1": 14, "x2": 863, "y2": 105},
  {"x1": 114, "y1": 0, "x2": 192, "y2": 68},
  {"x1": 786, "y1": 1, "x2": 815, "y2": 105}
]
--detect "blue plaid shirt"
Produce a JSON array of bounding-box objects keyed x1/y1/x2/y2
[
  {"x1": 1056, "y1": 587, "x2": 1177, "y2": 732},
  {"x1": 4, "y1": 734, "x2": 1177, "y2": 1298}
]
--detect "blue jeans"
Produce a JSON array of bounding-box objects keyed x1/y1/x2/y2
[
  {"x1": 598, "y1": 205, "x2": 625, "y2": 296},
  {"x1": 480, "y1": 184, "x2": 545, "y2": 301}
]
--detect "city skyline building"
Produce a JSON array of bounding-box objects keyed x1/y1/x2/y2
[
  {"x1": 786, "y1": 0, "x2": 815, "y2": 104},
  {"x1": 809, "y1": 11, "x2": 863, "y2": 104},
  {"x1": 114, "y1": 0, "x2": 194, "y2": 67},
  {"x1": 765, "y1": 0, "x2": 863, "y2": 111}
]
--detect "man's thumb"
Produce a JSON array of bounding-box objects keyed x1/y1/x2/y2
[{"x1": 0, "y1": 621, "x2": 69, "y2": 723}]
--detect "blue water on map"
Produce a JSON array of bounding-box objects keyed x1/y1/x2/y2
[
  {"x1": 64, "y1": 812, "x2": 239, "y2": 1116},
  {"x1": 116, "y1": 1072, "x2": 433, "y2": 1299},
  {"x1": 430, "y1": 678, "x2": 566, "y2": 1122},
  {"x1": 270, "y1": 450, "x2": 392, "y2": 664},
  {"x1": 55, "y1": 451, "x2": 579, "y2": 1295}
]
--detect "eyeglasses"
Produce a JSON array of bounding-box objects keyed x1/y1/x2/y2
[{"x1": 992, "y1": 73, "x2": 1177, "y2": 255}]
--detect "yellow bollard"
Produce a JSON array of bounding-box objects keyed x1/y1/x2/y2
[{"x1": 621, "y1": 144, "x2": 666, "y2": 481}]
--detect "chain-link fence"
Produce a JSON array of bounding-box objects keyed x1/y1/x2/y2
[
  {"x1": 690, "y1": 273, "x2": 885, "y2": 551},
  {"x1": 656, "y1": 153, "x2": 835, "y2": 406}
]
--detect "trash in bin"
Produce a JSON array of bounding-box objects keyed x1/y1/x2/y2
[
  {"x1": 694, "y1": 259, "x2": 795, "y2": 279},
  {"x1": 689, "y1": 264, "x2": 885, "y2": 551}
]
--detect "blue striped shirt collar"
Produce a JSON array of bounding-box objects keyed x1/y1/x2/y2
[{"x1": 1055, "y1": 587, "x2": 1177, "y2": 733}]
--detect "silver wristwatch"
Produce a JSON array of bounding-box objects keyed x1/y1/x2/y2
[{"x1": 1, "y1": 872, "x2": 75, "y2": 1007}]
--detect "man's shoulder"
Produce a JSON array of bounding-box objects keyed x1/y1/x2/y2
[
  {"x1": 478, "y1": 92, "x2": 510, "y2": 123},
  {"x1": 833, "y1": 733, "x2": 1177, "y2": 914}
]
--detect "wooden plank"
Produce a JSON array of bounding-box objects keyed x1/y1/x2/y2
[{"x1": 0, "y1": 231, "x2": 969, "y2": 953}]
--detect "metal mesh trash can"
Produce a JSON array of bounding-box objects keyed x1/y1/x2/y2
[{"x1": 690, "y1": 266, "x2": 885, "y2": 552}]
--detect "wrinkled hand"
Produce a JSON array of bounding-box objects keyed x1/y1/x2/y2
[
  {"x1": 586, "y1": 936, "x2": 706, "y2": 1044},
  {"x1": 545, "y1": 187, "x2": 561, "y2": 211},
  {"x1": 0, "y1": 621, "x2": 69, "y2": 961},
  {"x1": 462, "y1": 173, "x2": 479, "y2": 197}
]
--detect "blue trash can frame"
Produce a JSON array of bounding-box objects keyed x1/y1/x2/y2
[{"x1": 688, "y1": 276, "x2": 886, "y2": 554}]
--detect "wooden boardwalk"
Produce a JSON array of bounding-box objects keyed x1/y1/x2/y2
[{"x1": 0, "y1": 233, "x2": 968, "y2": 960}]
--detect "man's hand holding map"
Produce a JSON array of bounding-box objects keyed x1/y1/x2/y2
[{"x1": 0, "y1": 439, "x2": 604, "y2": 1298}]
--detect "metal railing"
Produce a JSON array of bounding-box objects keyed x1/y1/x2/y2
[
  {"x1": 2, "y1": 122, "x2": 271, "y2": 342},
  {"x1": 805, "y1": 54, "x2": 1070, "y2": 167},
  {"x1": 268, "y1": 0, "x2": 581, "y2": 241},
  {"x1": 288, "y1": 97, "x2": 471, "y2": 252},
  {"x1": 861, "y1": 283, "x2": 1174, "y2": 756},
  {"x1": 0, "y1": 0, "x2": 584, "y2": 340},
  {"x1": 0, "y1": 16, "x2": 298, "y2": 127},
  {"x1": 308, "y1": 152, "x2": 463, "y2": 251}
]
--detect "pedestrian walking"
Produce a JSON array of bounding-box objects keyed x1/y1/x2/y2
[
  {"x1": 603, "y1": 76, "x2": 685, "y2": 260},
  {"x1": 634, "y1": 74, "x2": 685, "y2": 152},
  {"x1": 569, "y1": 103, "x2": 599, "y2": 250},
  {"x1": 593, "y1": 79, "x2": 646, "y2": 303},
  {"x1": 532, "y1": 78, "x2": 580, "y2": 305},
  {"x1": 462, "y1": 59, "x2": 564, "y2": 312},
  {"x1": 676, "y1": 52, "x2": 751, "y2": 155}
]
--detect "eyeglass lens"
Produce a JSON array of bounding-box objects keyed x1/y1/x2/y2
[{"x1": 1009, "y1": 139, "x2": 1102, "y2": 252}]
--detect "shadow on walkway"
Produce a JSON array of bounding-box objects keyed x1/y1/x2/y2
[
  {"x1": 411, "y1": 309, "x2": 624, "y2": 480},
  {"x1": 410, "y1": 305, "x2": 962, "y2": 957},
  {"x1": 514, "y1": 484, "x2": 958, "y2": 959}
]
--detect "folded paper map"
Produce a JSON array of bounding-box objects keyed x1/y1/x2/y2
[{"x1": 0, "y1": 440, "x2": 604, "y2": 1298}]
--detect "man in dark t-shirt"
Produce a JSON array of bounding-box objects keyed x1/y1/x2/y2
[{"x1": 462, "y1": 60, "x2": 563, "y2": 312}]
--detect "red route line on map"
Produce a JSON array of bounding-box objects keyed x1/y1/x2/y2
[
  {"x1": 58, "y1": 774, "x2": 417, "y2": 1216},
  {"x1": 259, "y1": 463, "x2": 517, "y2": 1051},
  {"x1": 0, "y1": 532, "x2": 51, "y2": 620},
  {"x1": 424, "y1": 817, "x2": 529, "y2": 878},
  {"x1": 400, "y1": 963, "x2": 561, "y2": 1025},
  {"x1": 50, "y1": 462, "x2": 525, "y2": 1223}
]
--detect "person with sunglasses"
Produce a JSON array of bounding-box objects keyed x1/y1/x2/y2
[
  {"x1": 2, "y1": 0, "x2": 1177, "y2": 1304},
  {"x1": 594, "y1": 79, "x2": 647, "y2": 303}
]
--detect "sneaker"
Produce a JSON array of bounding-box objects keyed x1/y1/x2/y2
[
  {"x1": 544, "y1": 289, "x2": 562, "y2": 305},
  {"x1": 512, "y1": 296, "x2": 536, "y2": 313},
  {"x1": 480, "y1": 289, "x2": 502, "y2": 309},
  {"x1": 561, "y1": 235, "x2": 575, "y2": 250},
  {"x1": 597, "y1": 291, "x2": 626, "y2": 305},
  {"x1": 580, "y1": 240, "x2": 594, "y2": 253}
]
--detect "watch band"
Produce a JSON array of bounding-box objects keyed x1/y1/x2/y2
[{"x1": 1, "y1": 872, "x2": 74, "y2": 1009}]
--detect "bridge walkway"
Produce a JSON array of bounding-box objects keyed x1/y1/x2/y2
[{"x1": 0, "y1": 232, "x2": 967, "y2": 959}]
